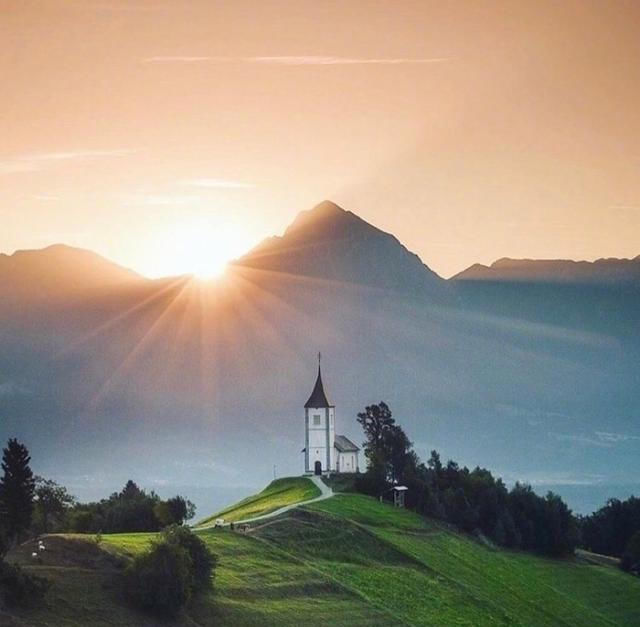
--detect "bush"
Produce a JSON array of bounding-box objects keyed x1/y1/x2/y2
[
  {"x1": 0, "y1": 560, "x2": 50, "y2": 608},
  {"x1": 124, "y1": 541, "x2": 193, "y2": 617},
  {"x1": 161, "y1": 525, "x2": 216, "y2": 590},
  {"x1": 124, "y1": 526, "x2": 217, "y2": 616}
]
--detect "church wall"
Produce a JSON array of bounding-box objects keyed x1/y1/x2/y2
[
  {"x1": 305, "y1": 405, "x2": 336, "y2": 473},
  {"x1": 336, "y1": 451, "x2": 358, "y2": 473}
]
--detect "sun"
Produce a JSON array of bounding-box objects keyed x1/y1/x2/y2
[{"x1": 140, "y1": 218, "x2": 251, "y2": 279}]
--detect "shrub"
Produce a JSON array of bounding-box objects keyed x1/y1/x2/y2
[
  {"x1": 161, "y1": 525, "x2": 216, "y2": 590},
  {"x1": 124, "y1": 541, "x2": 193, "y2": 617},
  {"x1": 0, "y1": 560, "x2": 50, "y2": 608}
]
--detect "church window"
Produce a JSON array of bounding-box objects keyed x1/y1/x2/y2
[{"x1": 313, "y1": 414, "x2": 321, "y2": 425}]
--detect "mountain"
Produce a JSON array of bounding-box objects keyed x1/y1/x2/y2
[
  {"x1": 0, "y1": 202, "x2": 638, "y2": 517},
  {"x1": 0, "y1": 244, "x2": 142, "y2": 305},
  {"x1": 235, "y1": 201, "x2": 446, "y2": 297},
  {"x1": 452, "y1": 255, "x2": 640, "y2": 341},
  {"x1": 454, "y1": 256, "x2": 640, "y2": 284}
]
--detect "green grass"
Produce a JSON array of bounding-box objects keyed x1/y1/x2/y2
[
  {"x1": 294, "y1": 494, "x2": 640, "y2": 626},
  {"x1": 195, "y1": 476, "x2": 320, "y2": 526},
  {"x1": 102, "y1": 528, "x2": 391, "y2": 626},
  {"x1": 321, "y1": 473, "x2": 358, "y2": 493},
  {"x1": 5, "y1": 486, "x2": 640, "y2": 626}
]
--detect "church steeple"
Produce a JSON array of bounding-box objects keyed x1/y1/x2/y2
[{"x1": 304, "y1": 352, "x2": 331, "y2": 408}]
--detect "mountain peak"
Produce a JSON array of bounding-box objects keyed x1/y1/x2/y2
[
  {"x1": 236, "y1": 201, "x2": 444, "y2": 296},
  {"x1": 284, "y1": 200, "x2": 358, "y2": 238}
]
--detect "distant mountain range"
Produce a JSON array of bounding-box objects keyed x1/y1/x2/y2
[
  {"x1": 454, "y1": 256, "x2": 640, "y2": 283},
  {"x1": 1, "y1": 201, "x2": 638, "y2": 515}
]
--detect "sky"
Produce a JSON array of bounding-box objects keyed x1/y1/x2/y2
[{"x1": 2, "y1": 0, "x2": 640, "y2": 278}]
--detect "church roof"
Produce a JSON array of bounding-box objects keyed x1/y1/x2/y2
[
  {"x1": 334, "y1": 435, "x2": 360, "y2": 452},
  {"x1": 304, "y1": 363, "x2": 332, "y2": 408}
]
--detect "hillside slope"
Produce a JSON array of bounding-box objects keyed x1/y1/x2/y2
[
  {"x1": 195, "y1": 476, "x2": 321, "y2": 526},
  {"x1": 5, "y1": 489, "x2": 640, "y2": 626}
]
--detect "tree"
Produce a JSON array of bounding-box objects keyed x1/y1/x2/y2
[
  {"x1": 621, "y1": 530, "x2": 640, "y2": 574},
  {"x1": 356, "y1": 402, "x2": 397, "y2": 494},
  {"x1": 383, "y1": 425, "x2": 414, "y2": 484},
  {"x1": 120, "y1": 479, "x2": 144, "y2": 500},
  {"x1": 0, "y1": 439, "x2": 35, "y2": 544},
  {"x1": 33, "y1": 476, "x2": 76, "y2": 533},
  {"x1": 125, "y1": 540, "x2": 193, "y2": 616},
  {"x1": 125, "y1": 525, "x2": 217, "y2": 616},
  {"x1": 161, "y1": 524, "x2": 216, "y2": 590},
  {"x1": 166, "y1": 496, "x2": 196, "y2": 525},
  {"x1": 357, "y1": 401, "x2": 395, "y2": 463},
  {"x1": 427, "y1": 450, "x2": 443, "y2": 473},
  {"x1": 580, "y1": 496, "x2": 640, "y2": 558}
]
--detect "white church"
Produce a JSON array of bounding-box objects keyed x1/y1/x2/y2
[{"x1": 302, "y1": 356, "x2": 360, "y2": 475}]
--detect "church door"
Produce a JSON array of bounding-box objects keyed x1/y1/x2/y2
[{"x1": 314, "y1": 461, "x2": 322, "y2": 475}]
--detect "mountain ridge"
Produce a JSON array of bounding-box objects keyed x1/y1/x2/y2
[
  {"x1": 454, "y1": 255, "x2": 640, "y2": 283},
  {"x1": 2, "y1": 205, "x2": 638, "y2": 288},
  {"x1": 0, "y1": 243, "x2": 143, "y2": 304}
]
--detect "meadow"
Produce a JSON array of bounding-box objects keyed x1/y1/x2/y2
[
  {"x1": 195, "y1": 477, "x2": 320, "y2": 526},
  {"x1": 5, "y1": 479, "x2": 640, "y2": 626}
]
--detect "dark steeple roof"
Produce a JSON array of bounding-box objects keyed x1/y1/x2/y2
[{"x1": 304, "y1": 354, "x2": 332, "y2": 408}]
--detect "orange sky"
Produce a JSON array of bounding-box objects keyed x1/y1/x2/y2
[{"x1": 1, "y1": 0, "x2": 639, "y2": 278}]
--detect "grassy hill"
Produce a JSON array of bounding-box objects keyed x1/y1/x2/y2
[
  {"x1": 4, "y1": 480, "x2": 640, "y2": 626},
  {"x1": 195, "y1": 477, "x2": 320, "y2": 526}
]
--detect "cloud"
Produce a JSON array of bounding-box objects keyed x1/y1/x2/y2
[
  {"x1": 143, "y1": 55, "x2": 450, "y2": 66},
  {"x1": 0, "y1": 149, "x2": 135, "y2": 176},
  {"x1": 143, "y1": 56, "x2": 215, "y2": 63},
  {"x1": 251, "y1": 56, "x2": 450, "y2": 65},
  {"x1": 27, "y1": 149, "x2": 134, "y2": 161},
  {"x1": 181, "y1": 178, "x2": 255, "y2": 189},
  {"x1": 549, "y1": 432, "x2": 613, "y2": 448},
  {"x1": 511, "y1": 471, "x2": 606, "y2": 487},
  {"x1": 496, "y1": 403, "x2": 572, "y2": 422},
  {"x1": 123, "y1": 194, "x2": 202, "y2": 206},
  {"x1": 595, "y1": 431, "x2": 640, "y2": 444}
]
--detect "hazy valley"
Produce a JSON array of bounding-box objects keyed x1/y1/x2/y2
[{"x1": 1, "y1": 201, "x2": 638, "y2": 516}]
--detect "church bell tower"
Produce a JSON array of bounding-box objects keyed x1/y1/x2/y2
[{"x1": 303, "y1": 353, "x2": 335, "y2": 475}]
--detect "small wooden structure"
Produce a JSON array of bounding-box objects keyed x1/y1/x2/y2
[{"x1": 392, "y1": 486, "x2": 408, "y2": 508}]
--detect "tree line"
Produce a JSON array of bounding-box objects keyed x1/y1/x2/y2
[
  {"x1": 0, "y1": 437, "x2": 214, "y2": 613},
  {"x1": 355, "y1": 402, "x2": 578, "y2": 556},
  {"x1": 0, "y1": 438, "x2": 196, "y2": 548},
  {"x1": 580, "y1": 496, "x2": 640, "y2": 574}
]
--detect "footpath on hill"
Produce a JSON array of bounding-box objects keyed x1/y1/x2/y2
[{"x1": 196, "y1": 475, "x2": 333, "y2": 530}]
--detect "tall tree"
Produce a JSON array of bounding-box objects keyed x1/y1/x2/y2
[
  {"x1": 357, "y1": 401, "x2": 395, "y2": 462},
  {"x1": 0, "y1": 438, "x2": 36, "y2": 544},
  {"x1": 383, "y1": 424, "x2": 414, "y2": 484},
  {"x1": 34, "y1": 476, "x2": 76, "y2": 533}
]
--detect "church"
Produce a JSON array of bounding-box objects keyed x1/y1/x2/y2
[{"x1": 302, "y1": 356, "x2": 360, "y2": 475}]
